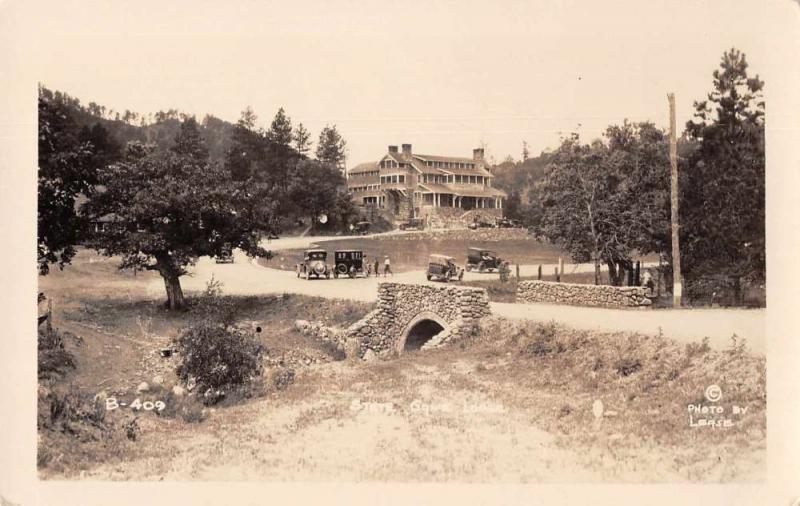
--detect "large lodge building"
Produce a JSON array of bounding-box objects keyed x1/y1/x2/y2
[{"x1": 346, "y1": 144, "x2": 506, "y2": 221}]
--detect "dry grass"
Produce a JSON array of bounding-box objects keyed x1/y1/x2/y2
[{"x1": 38, "y1": 248, "x2": 765, "y2": 482}]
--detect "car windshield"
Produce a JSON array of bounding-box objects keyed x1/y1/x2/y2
[{"x1": 308, "y1": 252, "x2": 326, "y2": 260}]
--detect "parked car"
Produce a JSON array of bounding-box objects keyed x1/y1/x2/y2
[
  {"x1": 215, "y1": 244, "x2": 234, "y2": 264},
  {"x1": 333, "y1": 249, "x2": 366, "y2": 278},
  {"x1": 465, "y1": 247, "x2": 500, "y2": 272},
  {"x1": 399, "y1": 218, "x2": 424, "y2": 231},
  {"x1": 426, "y1": 254, "x2": 464, "y2": 282},
  {"x1": 297, "y1": 249, "x2": 330, "y2": 280},
  {"x1": 354, "y1": 221, "x2": 371, "y2": 235},
  {"x1": 495, "y1": 217, "x2": 521, "y2": 228},
  {"x1": 468, "y1": 220, "x2": 494, "y2": 230}
]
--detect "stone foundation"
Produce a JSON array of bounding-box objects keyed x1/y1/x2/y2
[
  {"x1": 341, "y1": 282, "x2": 491, "y2": 358},
  {"x1": 516, "y1": 280, "x2": 653, "y2": 308}
]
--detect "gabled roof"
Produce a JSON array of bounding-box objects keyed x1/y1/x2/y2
[
  {"x1": 413, "y1": 154, "x2": 476, "y2": 164},
  {"x1": 348, "y1": 162, "x2": 379, "y2": 174}
]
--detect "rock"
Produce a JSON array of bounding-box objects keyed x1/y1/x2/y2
[
  {"x1": 172, "y1": 385, "x2": 186, "y2": 397},
  {"x1": 152, "y1": 375, "x2": 164, "y2": 386},
  {"x1": 592, "y1": 399, "x2": 604, "y2": 419},
  {"x1": 362, "y1": 349, "x2": 377, "y2": 362},
  {"x1": 136, "y1": 381, "x2": 150, "y2": 393}
]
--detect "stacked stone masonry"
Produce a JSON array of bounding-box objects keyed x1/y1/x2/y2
[
  {"x1": 342, "y1": 282, "x2": 491, "y2": 358},
  {"x1": 516, "y1": 280, "x2": 653, "y2": 308}
]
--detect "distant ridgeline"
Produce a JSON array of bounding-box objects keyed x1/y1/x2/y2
[{"x1": 39, "y1": 86, "x2": 236, "y2": 162}]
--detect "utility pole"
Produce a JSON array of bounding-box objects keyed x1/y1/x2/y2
[{"x1": 668, "y1": 93, "x2": 682, "y2": 307}]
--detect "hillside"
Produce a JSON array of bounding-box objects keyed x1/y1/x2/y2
[{"x1": 41, "y1": 86, "x2": 236, "y2": 162}]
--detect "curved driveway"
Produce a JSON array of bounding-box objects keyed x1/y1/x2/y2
[{"x1": 148, "y1": 236, "x2": 765, "y2": 354}]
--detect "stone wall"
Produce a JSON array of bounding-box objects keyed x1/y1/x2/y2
[
  {"x1": 516, "y1": 280, "x2": 653, "y2": 308},
  {"x1": 341, "y1": 282, "x2": 491, "y2": 358}
]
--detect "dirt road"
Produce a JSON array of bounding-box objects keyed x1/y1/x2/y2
[{"x1": 147, "y1": 245, "x2": 765, "y2": 354}]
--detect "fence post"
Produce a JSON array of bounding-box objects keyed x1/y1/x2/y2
[
  {"x1": 635, "y1": 261, "x2": 641, "y2": 286},
  {"x1": 516, "y1": 264, "x2": 520, "y2": 281},
  {"x1": 537, "y1": 264, "x2": 542, "y2": 280},
  {"x1": 555, "y1": 266, "x2": 560, "y2": 283}
]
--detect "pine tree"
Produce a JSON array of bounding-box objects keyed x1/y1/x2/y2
[
  {"x1": 315, "y1": 124, "x2": 347, "y2": 171},
  {"x1": 293, "y1": 122, "x2": 312, "y2": 155},
  {"x1": 170, "y1": 117, "x2": 209, "y2": 162},
  {"x1": 266, "y1": 107, "x2": 293, "y2": 147},
  {"x1": 680, "y1": 48, "x2": 765, "y2": 298}
]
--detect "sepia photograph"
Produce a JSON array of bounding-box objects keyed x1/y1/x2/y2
[{"x1": 2, "y1": 0, "x2": 799, "y2": 504}]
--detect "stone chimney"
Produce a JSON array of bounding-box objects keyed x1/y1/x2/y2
[
  {"x1": 388, "y1": 145, "x2": 399, "y2": 153},
  {"x1": 401, "y1": 144, "x2": 412, "y2": 156},
  {"x1": 473, "y1": 148, "x2": 485, "y2": 161}
]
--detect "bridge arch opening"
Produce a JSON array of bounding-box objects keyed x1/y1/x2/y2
[
  {"x1": 397, "y1": 312, "x2": 449, "y2": 353},
  {"x1": 404, "y1": 320, "x2": 445, "y2": 351}
]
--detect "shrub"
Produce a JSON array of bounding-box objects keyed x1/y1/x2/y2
[
  {"x1": 614, "y1": 357, "x2": 642, "y2": 377},
  {"x1": 174, "y1": 321, "x2": 264, "y2": 404},
  {"x1": 519, "y1": 321, "x2": 564, "y2": 356},
  {"x1": 38, "y1": 327, "x2": 77, "y2": 379},
  {"x1": 269, "y1": 368, "x2": 296, "y2": 391}
]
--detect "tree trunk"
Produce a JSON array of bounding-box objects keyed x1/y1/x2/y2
[
  {"x1": 607, "y1": 261, "x2": 621, "y2": 286},
  {"x1": 593, "y1": 253, "x2": 601, "y2": 285},
  {"x1": 154, "y1": 252, "x2": 186, "y2": 311},
  {"x1": 162, "y1": 273, "x2": 186, "y2": 310}
]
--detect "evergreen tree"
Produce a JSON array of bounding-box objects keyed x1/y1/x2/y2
[
  {"x1": 680, "y1": 48, "x2": 765, "y2": 298},
  {"x1": 170, "y1": 116, "x2": 209, "y2": 162},
  {"x1": 316, "y1": 124, "x2": 347, "y2": 172},
  {"x1": 293, "y1": 122, "x2": 312, "y2": 155},
  {"x1": 266, "y1": 107, "x2": 293, "y2": 147}
]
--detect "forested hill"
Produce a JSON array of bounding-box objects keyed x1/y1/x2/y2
[
  {"x1": 39, "y1": 86, "x2": 236, "y2": 162},
  {"x1": 490, "y1": 153, "x2": 551, "y2": 202}
]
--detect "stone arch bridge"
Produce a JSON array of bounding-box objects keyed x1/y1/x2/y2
[{"x1": 342, "y1": 282, "x2": 491, "y2": 357}]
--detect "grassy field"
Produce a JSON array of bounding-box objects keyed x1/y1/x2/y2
[{"x1": 38, "y1": 249, "x2": 766, "y2": 481}]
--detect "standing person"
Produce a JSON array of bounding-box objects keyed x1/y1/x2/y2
[
  {"x1": 374, "y1": 258, "x2": 380, "y2": 277},
  {"x1": 383, "y1": 255, "x2": 392, "y2": 277}
]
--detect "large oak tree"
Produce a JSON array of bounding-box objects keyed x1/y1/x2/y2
[{"x1": 84, "y1": 119, "x2": 272, "y2": 310}]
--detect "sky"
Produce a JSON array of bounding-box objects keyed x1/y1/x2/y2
[{"x1": 1, "y1": 0, "x2": 794, "y2": 166}]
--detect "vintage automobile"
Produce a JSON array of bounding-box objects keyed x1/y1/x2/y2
[
  {"x1": 354, "y1": 221, "x2": 371, "y2": 235},
  {"x1": 215, "y1": 243, "x2": 234, "y2": 264},
  {"x1": 426, "y1": 254, "x2": 464, "y2": 282},
  {"x1": 467, "y1": 219, "x2": 494, "y2": 230},
  {"x1": 333, "y1": 249, "x2": 366, "y2": 278},
  {"x1": 465, "y1": 247, "x2": 500, "y2": 272},
  {"x1": 399, "y1": 218, "x2": 424, "y2": 231},
  {"x1": 296, "y1": 249, "x2": 330, "y2": 280},
  {"x1": 495, "y1": 217, "x2": 521, "y2": 228}
]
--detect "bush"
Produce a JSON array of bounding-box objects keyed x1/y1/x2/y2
[
  {"x1": 174, "y1": 321, "x2": 264, "y2": 404},
  {"x1": 519, "y1": 321, "x2": 564, "y2": 356},
  {"x1": 268, "y1": 368, "x2": 295, "y2": 391},
  {"x1": 38, "y1": 326, "x2": 77, "y2": 379}
]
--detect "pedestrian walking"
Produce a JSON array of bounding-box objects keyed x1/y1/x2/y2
[
  {"x1": 374, "y1": 258, "x2": 380, "y2": 277},
  {"x1": 383, "y1": 255, "x2": 392, "y2": 277}
]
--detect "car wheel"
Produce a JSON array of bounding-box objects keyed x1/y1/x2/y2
[{"x1": 426, "y1": 274, "x2": 432, "y2": 281}]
